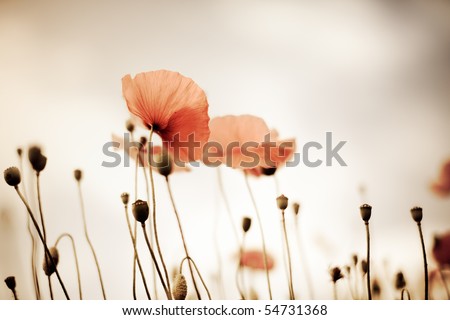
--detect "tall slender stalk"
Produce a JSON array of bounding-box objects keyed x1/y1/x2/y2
[
  {"x1": 438, "y1": 268, "x2": 450, "y2": 299},
  {"x1": 217, "y1": 168, "x2": 239, "y2": 244},
  {"x1": 147, "y1": 127, "x2": 171, "y2": 297},
  {"x1": 76, "y1": 179, "x2": 106, "y2": 299},
  {"x1": 55, "y1": 233, "x2": 83, "y2": 300},
  {"x1": 14, "y1": 187, "x2": 70, "y2": 299},
  {"x1": 294, "y1": 218, "x2": 314, "y2": 299},
  {"x1": 236, "y1": 235, "x2": 247, "y2": 299},
  {"x1": 166, "y1": 177, "x2": 202, "y2": 299},
  {"x1": 179, "y1": 257, "x2": 212, "y2": 299},
  {"x1": 244, "y1": 173, "x2": 272, "y2": 300},
  {"x1": 417, "y1": 223, "x2": 429, "y2": 300},
  {"x1": 365, "y1": 222, "x2": 372, "y2": 300},
  {"x1": 281, "y1": 210, "x2": 295, "y2": 299}
]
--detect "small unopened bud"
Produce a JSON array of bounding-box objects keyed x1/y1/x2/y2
[
  {"x1": 292, "y1": 202, "x2": 300, "y2": 215},
  {"x1": 361, "y1": 259, "x2": 368, "y2": 275},
  {"x1": 360, "y1": 204, "x2": 372, "y2": 222},
  {"x1": 395, "y1": 271, "x2": 406, "y2": 289},
  {"x1": 277, "y1": 194, "x2": 288, "y2": 210},
  {"x1": 121, "y1": 192, "x2": 129, "y2": 205},
  {"x1": 261, "y1": 167, "x2": 277, "y2": 176},
  {"x1": 43, "y1": 247, "x2": 59, "y2": 276},
  {"x1": 242, "y1": 217, "x2": 252, "y2": 233},
  {"x1": 17, "y1": 148, "x2": 23, "y2": 157},
  {"x1": 125, "y1": 119, "x2": 135, "y2": 133},
  {"x1": 352, "y1": 254, "x2": 358, "y2": 266},
  {"x1": 28, "y1": 146, "x2": 42, "y2": 164},
  {"x1": 172, "y1": 274, "x2": 187, "y2": 300},
  {"x1": 132, "y1": 200, "x2": 149, "y2": 223},
  {"x1": 410, "y1": 206, "x2": 423, "y2": 223},
  {"x1": 4, "y1": 276, "x2": 16, "y2": 290},
  {"x1": 28, "y1": 146, "x2": 47, "y2": 172},
  {"x1": 372, "y1": 279, "x2": 381, "y2": 297},
  {"x1": 152, "y1": 151, "x2": 172, "y2": 177},
  {"x1": 330, "y1": 267, "x2": 343, "y2": 283},
  {"x1": 4, "y1": 167, "x2": 21, "y2": 187},
  {"x1": 74, "y1": 169, "x2": 82, "y2": 182},
  {"x1": 139, "y1": 136, "x2": 147, "y2": 148}
]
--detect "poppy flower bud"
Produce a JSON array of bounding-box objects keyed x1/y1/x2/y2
[
  {"x1": 4, "y1": 167, "x2": 21, "y2": 187},
  {"x1": 74, "y1": 169, "x2": 82, "y2": 182},
  {"x1": 139, "y1": 136, "x2": 147, "y2": 149},
  {"x1": 125, "y1": 119, "x2": 135, "y2": 133},
  {"x1": 277, "y1": 194, "x2": 288, "y2": 210},
  {"x1": 242, "y1": 217, "x2": 252, "y2": 233},
  {"x1": 17, "y1": 148, "x2": 22, "y2": 157},
  {"x1": 330, "y1": 267, "x2": 343, "y2": 283},
  {"x1": 352, "y1": 254, "x2": 358, "y2": 266},
  {"x1": 372, "y1": 279, "x2": 381, "y2": 297},
  {"x1": 172, "y1": 274, "x2": 187, "y2": 300},
  {"x1": 33, "y1": 154, "x2": 47, "y2": 173},
  {"x1": 292, "y1": 202, "x2": 300, "y2": 215},
  {"x1": 28, "y1": 146, "x2": 47, "y2": 172},
  {"x1": 153, "y1": 151, "x2": 172, "y2": 177},
  {"x1": 361, "y1": 259, "x2": 368, "y2": 275},
  {"x1": 132, "y1": 200, "x2": 149, "y2": 223},
  {"x1": 395, "y1": 271, "x2": 406, "y2": 289},
  {"x1": 261, "y1": 167, "x2": 277, "y2": 176},
  {"x1": 121, "y1": 192, "x2": 129, "y2": 205},
  {"x1": 410, "y1": 206, "x2": 423, "y2": 223},
  {"x1": 360, "y1": 204, "x2": 372, "y2": 222},
  {"x1": 43, "y1": 247, "x2": 59, "y2": 276},
  {"x1": 4, "y1": 276, "x2": 16, "y2": 290}
]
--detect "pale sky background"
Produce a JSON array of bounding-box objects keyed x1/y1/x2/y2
[{"x1": 1, "y1": 0, "x2": 450, "y2": 300}]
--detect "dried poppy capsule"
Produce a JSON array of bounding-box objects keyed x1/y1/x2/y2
[
  {"x1": 242, "y1": 217, "x2": 252, "y2": 233},
  {"x1": 125, "y1": 119, "x2": 135, "y2": 133},
  {"x1": 330, "y1": 267, "x2": 343, "y2": 283},
  {"x1": 121, "y1": 192, "x2": 129, "y2": 205},
  {"x1": 410, "y1": 206, "x2": 423, "y2": 223},
  {"x1": 292, "y1": 202, "x2": 300, "y2": 215},
  {"x1": 74, "y1": 169, "x2": 82, "y2": 181},
  {"x1": 132, "y1": 200, "x2": 149, "y2": 223},
  {"x1": 277, "y1": 194, "x2": 288, "y2": 210},
  {"x1": 4, "y1": 167, "x2": 21, "y2": 186},
  {"x1": 361, "y1": 259, "x2": 368, "y2": 275},
  {"x1": 43, "y1": 247, "x2": 60, "y2": 276},
  {"x1": 4, "y1": 276, "x2": 16, "y2": 290},
  {"x1": 360, "y1": 204, "x2": 372, "y2": 222},
  {"x1": 261, "y1": 167, "x2": 277, "y2": 176},
  {"x1": 395, "y1": 271, "x2": 406, "y2": 289},
  {"x1": 28, "y1": 146, "x2": 47, "y2": 173},
  {"x1": 172, "y1": 274, "x2": 187, "y2": 300}
]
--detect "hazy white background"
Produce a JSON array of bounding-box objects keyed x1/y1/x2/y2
[{"x1": 1, "y1": 0, "x2": 450, "y2": 299}]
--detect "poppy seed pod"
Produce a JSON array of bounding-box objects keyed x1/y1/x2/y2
[
  {"x1": 125, "y1": 119, "x2": 135, "y2": 133},
  {"x1": 43, "y1": 247, "x2": 60, "y2": 276},
  {"x1": 242, "y1": 217, "x2": 252, "y2": 233},
  {"x1": 28, "y1": 146, "x2": 47, "y2": 172},
  {"x1": 292, "y1": 202, "x2": 300, "y2": 215},
  {"x1": 4, "y1": 276, "x2": 16, "y2": 290},
  {"x1": 395, "y1": 272, "x2": 406, "y2": 289},
  {"x1": 74, "y1": 169, "x2": 82, "y2": 182},
  {"x1": 410, "y1": 206, "x2": 423, "y2": 223},
  {"x1": 261, "y1": 167, "x2": 277, "y2": 176},
  {"x1": 121, "y1": 192, "x2": 129, "y2": 205},
  {"x1": 330, "y1": 267, "x2": 343, "y2": 283},
  {"x1": 277, "y1": 194, "x2": 288, "y2": 210},
  {"x1": 360, "y1": 204, "x2": 372, "y2": 222},
  {"x1": 172, "y1": 274, "x2": 187, "y2": 300},
  {"x1": 132, "y1": 200, "x2": 149, "y2": 223},
  {"x1": 361, "y1": 259, "x2": 368, "y2": 275},
  {"x1": 4, "y1": 167, "x2": 21, "y2": 186}
]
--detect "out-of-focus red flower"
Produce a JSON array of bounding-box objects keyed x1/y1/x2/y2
[
  {"x1": 433, "y1": 232, "x2": 450, "y2": 267},
  {"x1": 122, "y1": 70, "x2": 210, "y2": 162},
  {"x1": 431, "y1": 160, "x2": 450, "y2": 197},
  {"x1": 240, "y1": 250, "x2": 275, "y2": 271}
]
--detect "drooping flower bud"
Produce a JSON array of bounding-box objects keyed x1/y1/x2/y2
[
  {"x1": 372, "y1": 279, "x2": 381, "y2": 297},
  {"x1": 277, "y1": 194, "x2": 288, "y2": 210},
  {"x1": 16, "y1": 148, "x2": 23, "y2": 157},
  {"x1": 330, "y1": 267, "x2": 343, "y2": 283},
  {"x1": 242, "y1": 217, "x2": 252, "y2": 233},
  {"x1": 410, "y1": 206, "x2": 423, "y2": 223},
  {"x1": 28, "y1": 146, "x2": 47, "y2": 172},
  {"x1": 292, "y1": 202, "x2": 300, "y2": 215},
  {"x1": 361, "y1": 259, "x2": 368, "y2": 275},
  {"x1": 352, "y1": 254, "x2": 358, "y2": 266},
  {"x1": 132, "y1": 200, "x2": 149, "y2": 223},
  {"x1": 395, "y1": 271, "x2": 406, "y2": 290},
  {"x1": 121, "y1": 192, "x2": 129, "y2": 205},
  {"x1": 360, "y1": 204, "x2": 372, "y2": 222},
  {"x1": 172, "y1": 274, "x2": 187, "y2": 300},
  {"x1": 125, "y1": 119, "x2": 135, "y2": 133},
  {"x1": 43, "y1": 247, "x2": 60, "y2": 276},
  {"x1": 4, "y1": 276, "x2": 16, "y2": 290},
  {"x1": 74, "y1": 169, "x2": 82, "y2": 182},
  {"x1": 4, "y1": 167, "x2": 21, "y2": 187}
]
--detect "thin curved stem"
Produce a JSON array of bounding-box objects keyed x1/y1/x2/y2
[
  {"x1": 417, "y1": 223, "x2": 428, "y2": 300},
  {"x1": 236, "y1": 235, "x2": 246, "y2": 300},
  {"x1": 281, "y1": 211, "x2": 295, "y2": 299},
  {"x1": 179, "y1": 256, "x2": 212, "y2": 300},
  {"x1": 148, "y1": 127, "x2": 171, "y2": 297},
  {"x1": 14, "y1": 187, "x2": 70, "y2": 299},
  {"x1": 77, "y1": 181, "x2": 106, "y2": 299},
  {"x1": 438, "y1": 268, "x2": 450, "y2": 299},
  {"x1": 140, "y1": 223, "x2": 171, "y2": 299},
  {"x1": 217, "y1": 168, "x2": 239, "y2": 244},
  {"x1": 401, "y1": 288, "x2": 411, "y2": 300},
  {"x1": 132, "y1": 137, "x2": 139, "y2": 300},
  {"x1": 166, "y1": 177, "x2": 202, "y2": 299},
  {"x1": 55, "y1": 233, "x2": 83, "y2": 300},
  {"x1": 294, "y1": 218, "x2": 315, "y2": 299},
  {"x1": 365, "y1": 222, "x2": 372, "y2": 300},
  {"x1": 333, "y1": 282, "x2": 338, "y2": 300},
  {"x1": 123, "y1": 206, "x2": 151, "y2": 299},
  {"x1": 36, "y1": 173, "x2": 53, "y2": 300},
  {"x1": 244, "y1": 173, "x2": 272, "y2": 300}
]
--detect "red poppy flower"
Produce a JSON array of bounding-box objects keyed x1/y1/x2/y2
[
  {"x1": 122, "y1": 70, "x2": 210, "y2": 162},
  {"x1": 433, "y1": 232, "x2": 450, "y2": 267},
  {"x1": 240, "y1": 250, "x2": 275, "y2": 270},
  {"x1": 431, "y1": 160, "x2": 450, "y2": 196}
]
